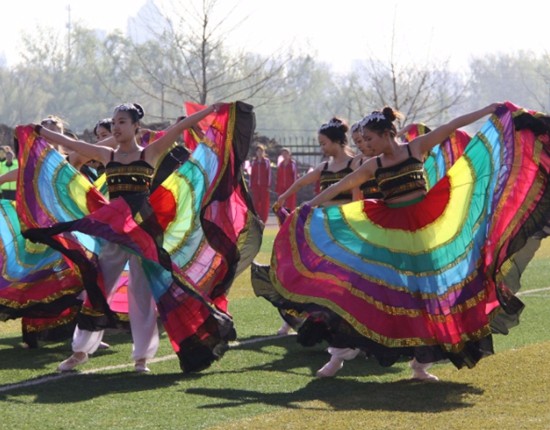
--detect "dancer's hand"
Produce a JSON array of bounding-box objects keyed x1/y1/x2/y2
[
  {"x1": 211, "y1": 102, "x2": 225, "y2": 113},
  {"x1": 275, "y1": 195, "x2": 286, "y2": 209},
  {"x1": 191, "y1": 124, "x2": 205, "y2": 140},
  {"x1": 487, "y1": 102, "x2": 503, "y2": 114},
  {"x1": 396, "y1": 123, "x2": 414, "y2": 138},
  {"x1": 31, "y1": 123, "x2": 42, "y2": 135}
]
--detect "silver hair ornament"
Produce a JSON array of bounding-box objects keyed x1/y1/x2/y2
[{"x1": 360, "y1": 112, "x2": 386, "y2": 128}]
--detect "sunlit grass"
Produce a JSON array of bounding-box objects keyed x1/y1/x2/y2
[{"x1": 1, "y1": 227, "x2": 550, "y2": 429}]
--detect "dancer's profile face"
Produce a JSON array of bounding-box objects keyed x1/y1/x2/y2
[
  {"x1": 352, "y1": 131, "x2": 373, "y2": 156},
  {"x1": 318, "y1": 134, "x2": 340, "y2": 157},
  {"x1": 95, "y1": 125, "x2": 112, "y2": 141},
  {"x1": 362, "y1": 128, "x2": 386, "y2": 153}
]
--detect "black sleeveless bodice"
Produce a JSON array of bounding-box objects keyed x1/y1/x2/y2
[
  {"x1": 319, "y1": 159, "x2": 354, "y2": 201},
  {"x1": 105, "y1": 150, "x2": 154, "y2": 199},
  {"x1": 375, "y1": 145, "x2": 426, "y2": 200},
  {"x1": 357, "y1": 157, "x2": 383, "y2": 199}
]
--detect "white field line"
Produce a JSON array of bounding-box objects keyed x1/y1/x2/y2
[
  {"x1": 2, "y1": 286, "x2": 550, "y2": 394},
  {"x1": 0, "y1": 334, "x2": 290, "y2": 393},
  {"x1": 517, "y1": 286, "x2": 550, "y2": 296}
]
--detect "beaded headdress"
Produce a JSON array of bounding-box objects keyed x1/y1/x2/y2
[
  {"x1": 359, "y1": 112, "x2": 386, "y2": 128},
  {"x1": 350, "y1": 121, "x2": 362, "y2": 134},
  {"x1": 319, "y1": 118, "x2": 342, "y2": 131}
]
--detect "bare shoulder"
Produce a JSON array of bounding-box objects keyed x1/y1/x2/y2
[{"x1": 314, "y1": 160, "x2": 328, "y2": 171}]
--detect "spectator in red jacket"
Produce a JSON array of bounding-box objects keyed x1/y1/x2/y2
[
  {"x1": 250, "y1": 144, "x2": 272, "y2": 223},
  {"x1": 275, "y1": 147, "x2": 298, "y2": 211}
]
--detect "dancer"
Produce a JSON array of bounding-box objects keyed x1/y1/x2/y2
[
  {"x1": 315, "y1": 120, "x2": 449, "y2": 377},
  {"x1": 268, "y1": 117, "x2": 356, "y2": 336},
  {"x1": 0, "y1": 115, "x2": 199, "y2": 351},
  {"x1": 93, "y1": 118, "x2": 113, "y2": 141},
  {"x1": 250, "y1": 144, "x2": 272, "y2": 223},
  {"x1": 14, "y1": 101, "x2": 261, "y2": 373},
  {"x1": 0, "y1": 146, "x2": 17, "y2": 200},
  {"x1": 264, "y1": 102, "x2": 550, "y2": 381},
  {"x1": 0, "y1": 115, "x2": 109, "y2": 349},
  {"x1": 275, "y1": 117, "x2": 356, "y2": 211},
  {"x1": 256, "y1": 117, "x2": 474, "y2": 378},
  {"x1": 275, "y1": 147, "x2": 298, "y2": 211},
  {"x1": 305, "y1": 104, "x2": 498, "y2": 380},
  {"x1": 86, "y1": 117, "x2": 113, "y2": 177},
  {"x1": 0, "y1": 114, "x2": 174, "y2": 350},
  {"x1": 0, "y1": 116, "x2": 68, "y2": 186},
  {"x1": 315, "y1": 119, "x2": 381, "y2": 377}
]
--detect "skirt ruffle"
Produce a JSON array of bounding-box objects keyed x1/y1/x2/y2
[
  {"x1": 259, "y1": 102, "x2": 550, "y2": 368},
  {"x1": 12, "y1": 101, "x2": 261, "y2": 372}
]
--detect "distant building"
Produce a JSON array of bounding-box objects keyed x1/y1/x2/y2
[{"x1": 127, "y1": 0, "x2": 168, "y2": 44}]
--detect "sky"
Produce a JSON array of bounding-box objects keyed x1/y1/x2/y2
[{"x1": 1, "y1": 0, "x2": 548, "y2": 73}]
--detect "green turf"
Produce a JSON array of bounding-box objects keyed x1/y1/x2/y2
[{"x1": 1, "y1": 228, "x2": 550, "y2": 429}]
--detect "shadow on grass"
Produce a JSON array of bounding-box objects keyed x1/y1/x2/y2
[
  {"x1": 0, "y1": 331, "x2": 130, "y2": 371},
  {"x1": 227, "y1": 334, "x2": 404, "y2": 378},
  {"x1": 185, "y1": 377, "x2": 484, "y2": 413},
  {"x1": 183, "y1": 335, "x2": 484, "y2": 412},
  {"x1": 0, "y1": 332, "x2": 485, "y2": 412},
  {"x1": 0, "y1": 371, "x2": 185, "y2": 403}
]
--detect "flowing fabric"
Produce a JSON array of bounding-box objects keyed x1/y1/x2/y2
[
  {"x1": 0, "y1": 131, "x2": 170, "y2": 341},
  {"x1": 183, "y1": 102, "x2": 217, "y2": 151},
  {"x1": 253, "y1": 125, "x2": 473, "y2": 334},
  {"x1": 260, "y1": 102, "x2": 550, "y2": 368},
  {"x1": 401, "y1": 124, "x2": 471, "y2": 188},
  {"x1": 15, "y1": 101, "x2": 262, "y2": 372},
  {"x1": 0, "y1": 199, "x2": 82, "y2": 321}
]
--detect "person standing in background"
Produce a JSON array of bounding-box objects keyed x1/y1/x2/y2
[
  {"x1": 250, "y1": 144, "x2": 272, "y2": 223},
  {"x1": 0, "y1": 146, "x2": 18, "y2": 200},
  {"x1": 275, "y1": 147, "x2": 298, "y2": 211}
]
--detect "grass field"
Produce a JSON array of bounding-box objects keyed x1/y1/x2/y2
[{"x1": 1, "y1": 226, "x2": 550, "y2": 429}]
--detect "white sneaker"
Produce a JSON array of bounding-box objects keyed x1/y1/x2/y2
[
  {"x1": 316, "y1": 358, "x2": 344, "y2": 377},
  {"x1": 57, "y1": 352, "x2": 89, "y2": 372},
  {"x1": 135, "y1": 358, "x2": 150, "y2": 373},
  {"x1": 277, "y1": 321, "x2": 292, "y2": 336},
  {"x1": 98, "y1": 341, "x2": 110, "y2": 350}
]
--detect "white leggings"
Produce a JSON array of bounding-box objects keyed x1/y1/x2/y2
[
  {"x1": 327, "y1": 347, "x2": 361, "y2": 361},
  {"x1": 72, "y1": 242, "x2": 159, "y2": 361},
  {"x1": 328, "y1": 348, "x2": 433, "y2": 372}
]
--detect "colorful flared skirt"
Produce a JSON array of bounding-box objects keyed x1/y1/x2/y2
[
  {"x1": 12, "y1": 101, "x2": 262, "y2": 372},
  {"x1": 0, "y1": 130, "x2": 179, "y2": 342},
  {"x1": 260, "y1": 102, "x2": 550, "y2": 368}
]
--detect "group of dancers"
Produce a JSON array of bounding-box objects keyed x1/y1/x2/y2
[
  {"x1": 1, "y1": 100, "x2": 550, "y2": 382},
  {"x1": 254, "y1": 101, "x2": 550, "y2": 380}
]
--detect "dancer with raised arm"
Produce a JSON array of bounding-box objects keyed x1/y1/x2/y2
[
  {"x1": 13, "y1": 101, "x2": 261, "y2": 373},
  {"x1": 264, "y1": 102, "x2": 550, "y2": 380}
]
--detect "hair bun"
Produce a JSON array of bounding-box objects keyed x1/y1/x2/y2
[
  {"x1": 133, "y1": 103, "x2": 145, "y2": 119},
  {"x1": 382, "y1": 107, "x2": 396, "y2": 122}
]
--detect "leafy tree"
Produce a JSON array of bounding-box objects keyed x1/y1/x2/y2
[
  {"x1": 5, "y1": 25, "x2": 109, "y2": 129},
  {"x1": 100, "y1": 0, "x2": 297, "y2": 123},
  {"x1": 343, "y1": 57, "x2": 468, "y2": 129},
  {"x1": 254, "y1": 56, "x2": 343, "y2": 138},
  {"x1": 470, "y1": 51, "x2": 550, "y2": 112}
]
